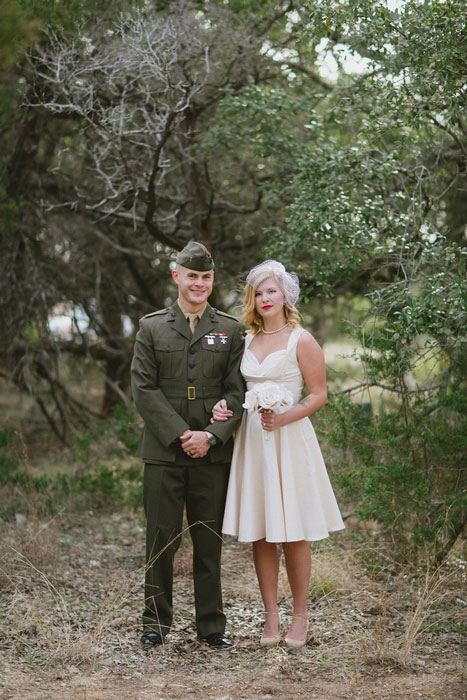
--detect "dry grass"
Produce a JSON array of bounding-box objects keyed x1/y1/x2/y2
[
  {"x1": 0, "y1": 511, "x2": 465, "y2": 700},
  {"x1": 397, "y1": 566, "x2": 461, "y2": 663},
  {"x1": 2, "y1": 532, "x2": 142, "y2": 667},
  {"x1": 0, "y1": 517, "x2": 59, "y2": 591}
]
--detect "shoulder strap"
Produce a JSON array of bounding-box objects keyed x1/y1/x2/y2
[
  {"x1": 245, "y1": 332, "x2": 256, "y2": 348},
  {"x1": 141, "y1": 308, "x2": 170, "y2": 320},
  {"x1": 287, "y1": 326, "x2": 305, "y2": 352},
  {"x1": 212, "y1": 308, "x2": 238, "y2": 322}
]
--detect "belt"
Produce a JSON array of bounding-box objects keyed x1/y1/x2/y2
[{"x1": 160, "y1": 386, "x2": 222, "y2": 401}]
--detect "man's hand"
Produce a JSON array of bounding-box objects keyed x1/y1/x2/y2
[{"x1": 179, "y1": 430, "x2": 210, "y2": 459}]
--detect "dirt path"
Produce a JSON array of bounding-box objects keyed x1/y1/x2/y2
[
  {"x1": 0, "y1": 512, "x2": 465, "y2": 700},
  {"x1": 2, "y1": 664, "x2": 465, "y2": 699}
]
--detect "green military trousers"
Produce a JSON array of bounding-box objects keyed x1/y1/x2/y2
[{"x1": 142, "y1": 460, "x2": 230, "y2": 639}]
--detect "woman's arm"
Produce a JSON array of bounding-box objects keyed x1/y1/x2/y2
[{"x1": 260, "y1": 331, "x2": 327, "y2": 433}]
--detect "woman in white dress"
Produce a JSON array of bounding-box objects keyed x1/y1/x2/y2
[{"x1": 213, "y1": 260, "x2": 344, "y2": 649}]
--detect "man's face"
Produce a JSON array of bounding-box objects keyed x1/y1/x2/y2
[{"x1": 171, "y1": 265, "x2": 214, "y2": 312}]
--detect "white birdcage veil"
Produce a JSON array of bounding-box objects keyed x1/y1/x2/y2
[{"x1": 246, "y1": 260, "x2": 300, "y2": 308}]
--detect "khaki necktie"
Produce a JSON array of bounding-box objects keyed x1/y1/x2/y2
[{"x1": 186, "y1": 313, "x2": 199, "y2": 334}]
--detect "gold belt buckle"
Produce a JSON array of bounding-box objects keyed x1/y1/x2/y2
[{"x1": 187, "y1": 386, "x2": 196, "y2": 400}]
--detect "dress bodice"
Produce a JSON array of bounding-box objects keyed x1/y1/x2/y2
[{"x1": 241, "y1": 327, "x2": 305, "y2": 404}]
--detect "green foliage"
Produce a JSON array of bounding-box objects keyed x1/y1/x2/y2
[
  {"x1": 70, "y1": 404, "x2": 143, "y2": 509},
  {"x1": 268, "y1": 137, "x2": 416, "y2": 294},
  {"x1": 265, "y1": 0, "x2": 467, "y2": 284},
  {"x1": 0, "y1": 407, "x2": 143, "y2": 517},
  {"x1": 0, "y1": 459, "x2": 143, "y2": 518},
  {"x1": 0, "y1": 191, "x2": 20, "y2": 230},
  {"x1": 0, "y1": 428, "x2": 19, "y2": 482},
  {"x1": 246, "y1": 0, "x2": 467, "y2": 562},
  {"x1": 18, "y1": 0, "x2": 135, "y2": 34},
  {"x1": 74, "y1": 404, "x2": 141, "y2": 462},
  {"x1": 0, "y1": 0, "x2": 40, "y2": 66},
  {"x1": 206, "y1": 83, "x2": 311, "y2": 159},
  {"x1": 325, "y1": 390, "x2": 466, "y2": 562},
  {"x1": 1, "y1": 0, "x2": 466, "y2": 562},
  {"x1": 321, "y1": 239, "x2": 466, "y2": 564},
  {"x1": 1, "y1": 0, "x2": 137, "y2": 67},
  {"x1": 73, "y1": 460, "x2": 143, "y2": 508},
  {"x1": 304, "y1": 0, "x2": 466, "y2": 103}
]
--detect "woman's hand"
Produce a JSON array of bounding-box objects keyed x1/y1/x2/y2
[
  {"x1": 259, "y1": 409, "x2": 287, "y2": 432},
  {"x1": 211, "y1": 398, "x2": 233, "y2": 423}
]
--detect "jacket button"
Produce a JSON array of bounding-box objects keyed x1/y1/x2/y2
[
  {"x1": 188, "y1": 376, "x2": 194, "y2": 382},
  {"x1": 189, "y1": 362, "x2": 195, "y2": 368},
  {"x1": 189, "y1": 348, "x2": 196, "y2": 354}
]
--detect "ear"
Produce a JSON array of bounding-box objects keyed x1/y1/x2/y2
[{"x1": 171, "y1": 268, "x2": 179, "y2": 284}]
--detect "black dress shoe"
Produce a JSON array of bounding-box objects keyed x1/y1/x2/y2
[
  {"x1": 141, "y1": 631, "x2": 164, "y2": 647},
  {"x1": 198, "y1": 632, "x2": 233, "y2": 649}
]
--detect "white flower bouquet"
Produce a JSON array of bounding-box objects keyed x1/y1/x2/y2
[{"x1": 243, "y1": 381, "x2": 294, "y2": 438}]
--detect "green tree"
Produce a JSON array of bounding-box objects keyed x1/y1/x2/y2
[
  {"x1": 262, "y1": 0, "x2": 467, "y2": 562},
  {"x1": 1, "y1": 0, "x2": 465, "y2": 562},
  {"x1": 1, "y1": 0, "x2": 320, "y2": 435}
]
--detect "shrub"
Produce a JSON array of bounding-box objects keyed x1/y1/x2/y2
[
  {"x1": 0, "y1": 406, "x2": 143, "y2": 517},
  {"x1": 325, "y1": 390, "x2": 466, "y2": 565}
]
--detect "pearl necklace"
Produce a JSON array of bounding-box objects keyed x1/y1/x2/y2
[{"x1": 261, "y1": 323, "x2": 289, "y2": 335}]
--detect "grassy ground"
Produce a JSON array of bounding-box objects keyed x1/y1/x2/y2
[
  {"x1": 0, "y1": 371, "x2": 465, "y2": 699},
  {"x1": 0, "y1": 507, "x2": 465, "y2": 700}
]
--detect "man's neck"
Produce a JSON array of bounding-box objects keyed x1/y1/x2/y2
[{"x1": 177, "y1": 299, "x2": 207, "y2": 316}]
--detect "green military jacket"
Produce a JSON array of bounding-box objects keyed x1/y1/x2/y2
[{"x1": 131, "y1": 301, "x2": 245, "y2": 464}]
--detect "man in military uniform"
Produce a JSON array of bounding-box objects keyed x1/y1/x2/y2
[{"x1": 131, "y1": 241, "x2": 244, "y2": 649}]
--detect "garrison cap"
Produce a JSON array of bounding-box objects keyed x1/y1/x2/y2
[{"x1": 176, "y1": 241, "x2": 215, "y2": 271}]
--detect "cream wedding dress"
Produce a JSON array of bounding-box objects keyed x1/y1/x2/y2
[{"x1": 222, "y1": 327, "x2": 345, "y2": 543}]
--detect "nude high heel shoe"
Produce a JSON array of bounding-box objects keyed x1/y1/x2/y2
[
  {"x1": 284, "y1": 613, "x2": 308, "y2": 649},
  {"x1": 260, "y1": 612, "x2": 281, "y2": 647}
]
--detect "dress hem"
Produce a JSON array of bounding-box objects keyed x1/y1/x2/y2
[{"x1": 222, "y1": 524, "x2": 345, "y2": 544}]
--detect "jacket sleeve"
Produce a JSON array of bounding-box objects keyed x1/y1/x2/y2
[
  {"x1": 204, "y1": 323, "x2": 245, "y2": 445},
  {"x1": 131, "y1": 320, "x2": 190, "y2": 448}
]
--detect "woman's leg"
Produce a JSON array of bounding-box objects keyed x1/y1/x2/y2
[
  {"x1": 282, "y1": 540, "x2": 311, "y2": 644},
  {"x1": 253, "y1": 539, "x2": 280, "y2": 640}
]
